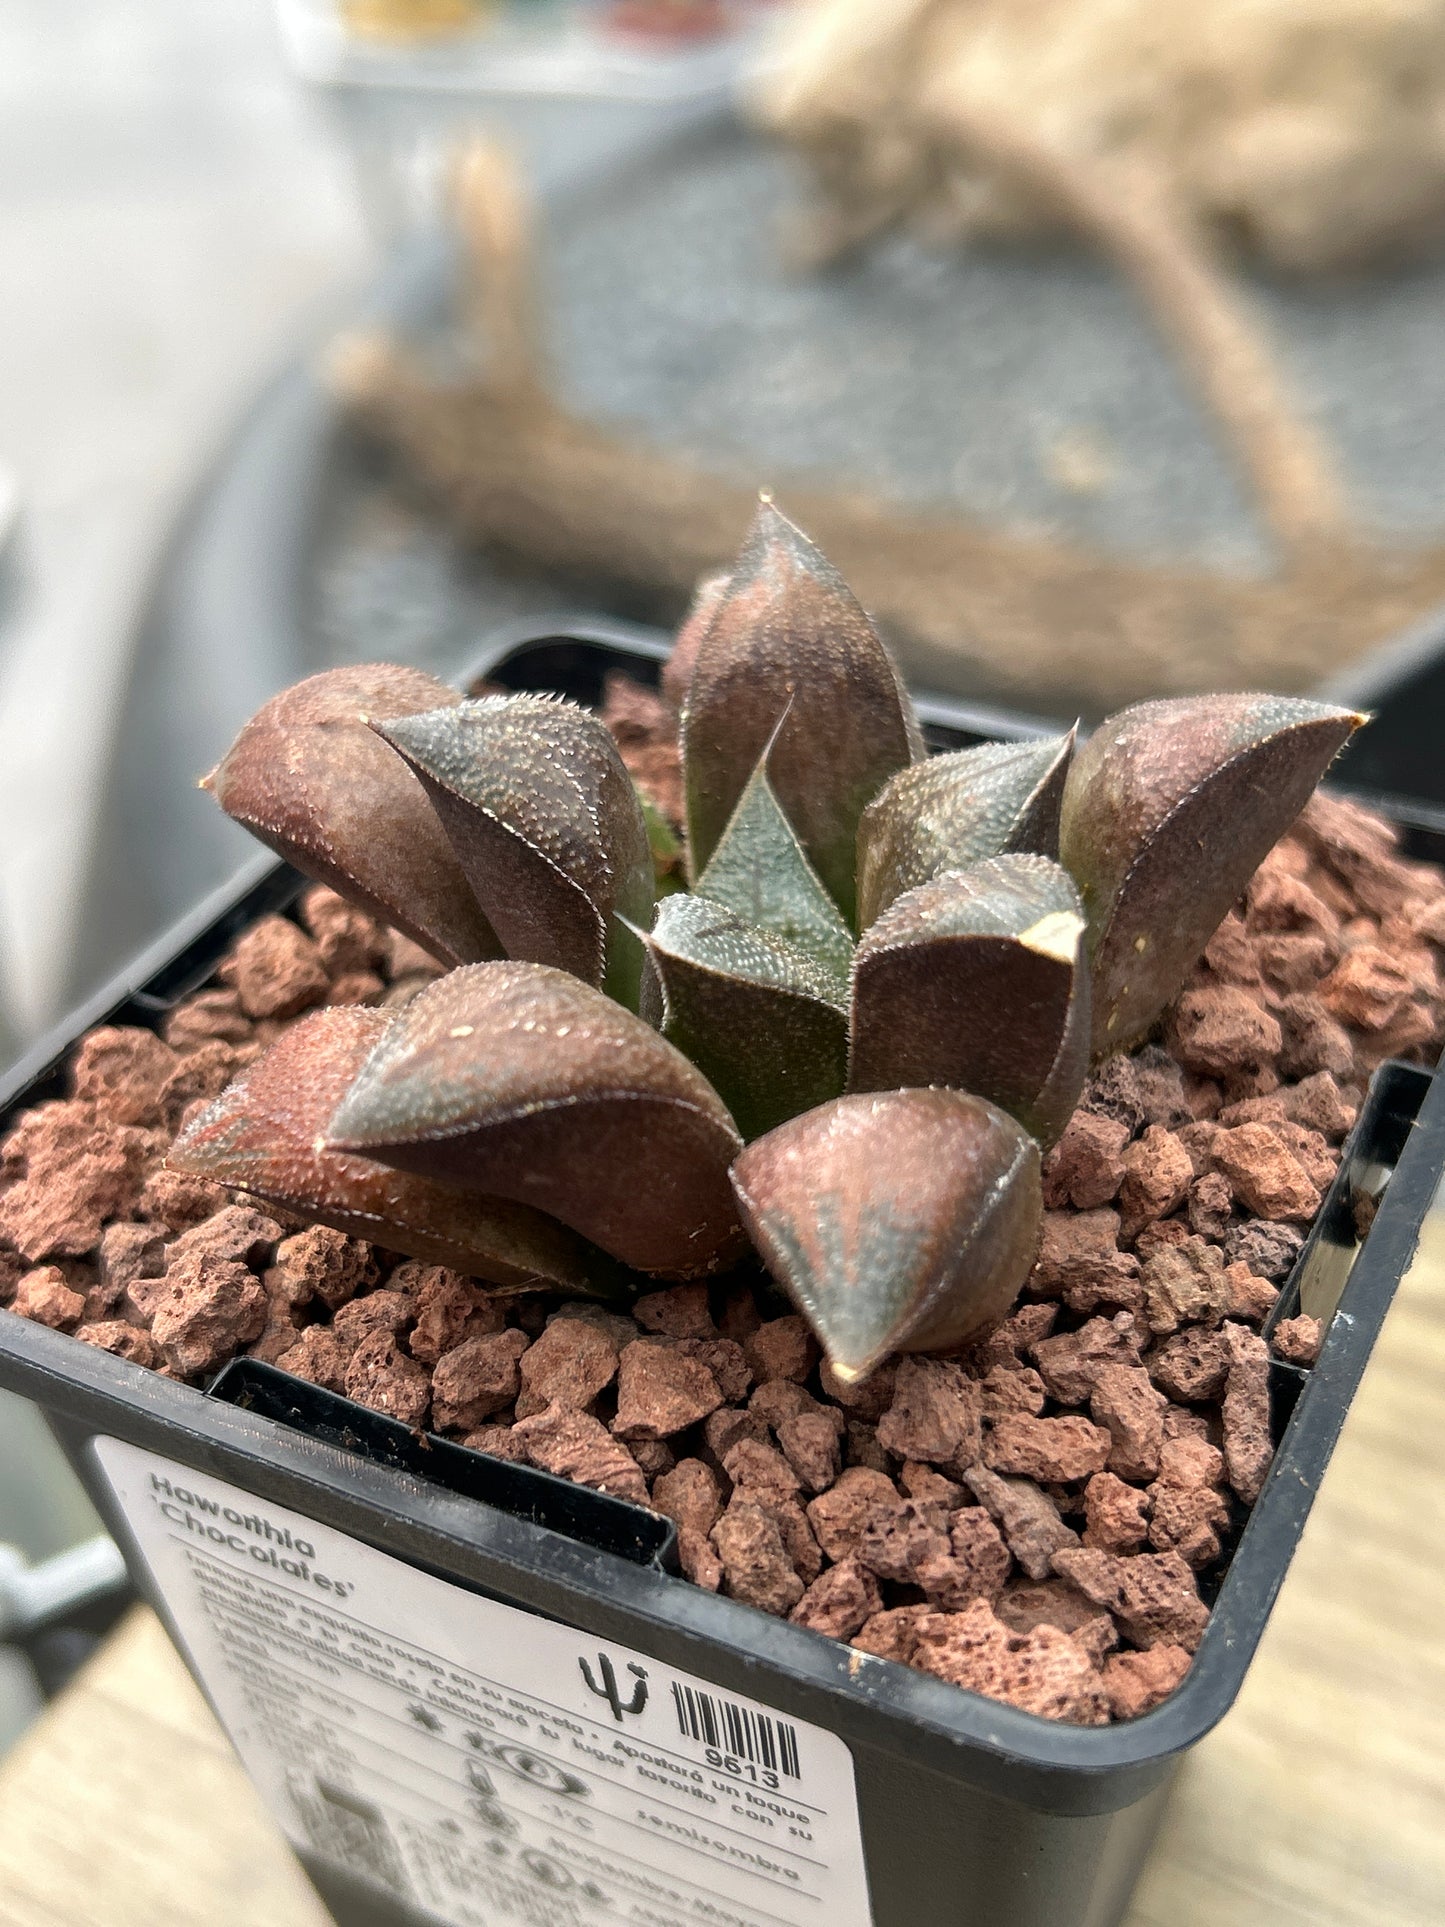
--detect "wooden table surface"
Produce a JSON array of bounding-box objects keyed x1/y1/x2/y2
[{"x1": 3, "y1": 1216, "x2": 1444, "y2": 1927}]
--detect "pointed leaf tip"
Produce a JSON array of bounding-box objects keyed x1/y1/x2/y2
[
  {"x1": 1059, "y1": 694, "x2": 1363, "y2": 1054},
  {"x1": 682, "y1": 499, "x2": 917, "y2": 923},
  {"x1": 205, "y1": 663, "x2": 500, "y2": 969},
  {"x1": 326, "y1": 962, "x2": 745, "y2": 1278},
  {"x1": 731, "y1": 1091, "x2": 1042, "y2": 1380},
  {"x1": 849, "y1": 855, "x2": 1090, "y2": 1144},
  {"x1": 856, "y1": 731, "x2": 1075, "y2": 929},
  {"x1": 168, "y1": 1005, "x2": 622, "y2": 1295},
  {"x1": 374, "y1": 694, "x2": 653, "y2": 1004}
]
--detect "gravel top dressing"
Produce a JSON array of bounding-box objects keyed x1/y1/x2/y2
[{"x1": 4, "y1": 672, "x2": 1443, "y2": 1730}]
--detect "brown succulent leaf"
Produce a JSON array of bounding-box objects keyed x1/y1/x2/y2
[
  {"x1": 1059, "y1": 696, "x2": 1364, "y2": 1055},
  {"x1": 849, "y1": 856, "x2": 1089, "y2": 1145},
  {"x1": 695, "y1": 738, "x2": 854, "y2": 990},
  {"x1": 167, "y1": 1006, "x2": 624, "y2": 1296},
  {"x1": 640, "y1": 894, "x2": 849, "y2": 1140},
  {"x1": 374, "y1": 695, "x2": 654, "y2": 1006},
  {"x1": 855, "y1": 732, "x2": 1075, "y2": 929},
  {"x1": 204, "y1": 664, "x2": 500, "y2": 968},
  {"x1": 681, "y1": 498, "x2": 918, "y2": 923},
  {"x1": 731, "y1": 1091, "x2": 1042, "y2": 1381},
  {"x1": 326, "y1": 963, "x2": 746, "y2": 1278}
]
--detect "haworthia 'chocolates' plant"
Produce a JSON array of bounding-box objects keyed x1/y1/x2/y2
[{"x1": 176, "y1": 500, "x2": 1362, "y2": 1381}]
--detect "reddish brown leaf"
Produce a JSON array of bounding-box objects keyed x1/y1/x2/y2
[
  {"x1": 731, "y1": 1090, "x2": 1042, "y2": 1380},
  {"x1": 681, "y1": 499, "x2": 918, "y2": 922},
  {"x1": 326, "y1": 963, "x2": 746, "y2": 1278},
  {"x1": 374, "y1": 695, "x2": 653, "y2": 1003},
  {"x1": 855, "y1": 733, "x2": 1074, "y2": 929},
  {"x1": 849, "y1": 856, "x2": 1089, "y2": 1144},
  {"x1": 204, "y1": 664, "x2": 499, "y2": 968},
  {"x1": 1060, "y1": 696, "x2": 1363, "y2": 1054},
  {"x1": 168, "y1": 1006, "x2": 621, "y2": 1295}
]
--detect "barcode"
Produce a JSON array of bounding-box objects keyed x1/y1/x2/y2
[{"x1": 672, "y1": 1683, "x2": 801, "y2": 1779}]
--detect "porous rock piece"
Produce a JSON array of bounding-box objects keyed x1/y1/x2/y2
[
  {"x1": 702, "y1": 1406, "x2": 768, "y2": 1465},
  {"x1": 1128, "y1": 1047, "x2": 1194, "y2": 1130},
  {"x1": 1140, "y1": 1238, "x2": 1230, "y2": 1336},
  {"x1": 272, "y1": 1225, "x2": 378, "y2": 1312},
  {"x1": 1052, "y1": 1548, "x2": 1209, "y2": 1651},
  {"x1": 1, "y1": 1124, "x2": 157, "y2": 1262},
  {"x1": 711, "y1": 1498, "x2": 805, "y2": 1616},
  {"x1": 750, "y1": 1378, "x2": 830, "y2": 1432},
  {"x1": 275, "y1": 1325, "x2": 349, "y2": 1395},
  {"x1": 11, "y1": 1266, "x2": 85, "y2": 1331},
  {"x1": 1169, "y1": 986, "x2": 1282, "y2": 1078},
  {"x1": 948, "y1": 1507, "x2": 1013, "y2": 1601},
  {"x1": 900, "y1": 1461, "x2": 965, "y2": 1524},
  {"x1": 1029, "y1": 1209, "x2": 1140, "y2": 1315},
  {"x1": 1041, "y1": 1113, "x2": 1130, "y2": 1210},
  {"x1": 1102, "y1": 1645, "x2": 1193, "y2": 1720},
  {"x1": 852, "y1": 1605, "x2": 936, "y2": 1665},
  {"x1": 150, "y1": 1252, "x2": 267, "y2": 1376},
  {"x1": 171, "y1": 1205, "x2": 284, "y2": 1275},
  {"x1": 1158, "y1": 1435, "x2": 1225, "y2": 1489},
  {"x1": 162, "y1": 988, "x2": 253, "y2": 1052},
  {"x1": 71, "y1": 1027, "x2": 179, "y2": 1128},
  {"x1": 856, "y1": 1498, "x2": 952, "y2": 1587},
  {"x1": 1273, "y1": 1314, "x2": 1324, "y2": 1367},
  {"x1": 1285, "y1": 1073, "x2": 1356, "y2": 1141},
  {"x1": 908, "y1": 1600, "x2": 1109, "y2": 1725},
  {"x1": 1226, "y1": 1220, "x2": 1304, "y2": 1283},
  {"x1": 985, "y1": 1415, "x2": 1112, "y2": 1483},
  {"x1": 980, "y1": 1364, "x2": 1047, "y2": 1421},
  {"x1": 634, "y1": 1284, "x2": 716, "y2": 1338},
  {"x1": 139, "y1": 1167, "x2": 228, "y2": 1234},
  {"x1": 963, "y1": 1461, "x2": 1080, "y2": 1580},
  {"x1": 1118, "y1": 1128, "x2": 1193, "y2": 1239},
  {"x1": 299, "y1": 885, "x2": 386, "y2": 973},
  {"x1": 1147, "y1": 1479, "x2": 1230, "y2": 1569},
  {"x1": 98, "y1": 1222, "x2": 165, "y2": 1301},
  {"x1": 1083, "y1": 1472, "x2": 1150, "y2": 1553},
  {"x1": 1224, "y1": 1263, "x2": 1279, "y2": 1324},
  {"x1": 461, "y1": 1425, "x2": 528, "y2": 1464},
  {"x1": 1090, "y1": 1365, "x2": 1166, "y2": 1481},
  {"x1": 1318, "y1": 946, "x2": 1419, "y2": 1032},
  {"x1": 790, "y1": 1559, "x2": 883, "y2": 1640},
  {"x1": 1147, "y1": 1327, "x2": 1230, "y2": 1403},
  {"x1": 77, "y1": 1320, "x2": 162, "y2": 1368},
  {"x1": 652, "y1": 1458, "x2": 722, "y2": 1536},
  {"x1": 632, "y1": 1440, "x2": 676, "y2": 1480},
  {"x1": 819, "y1": 1356, "x2": 896, "y2": 1419},
  {"x1": 431, "y1": 1328, "x2": 530, "y2": 1430},
  {"x1": 1032, "y1": 1314, "x2": 1141, "y2": 1405},
  {"x1": 743, "y1": 1316, "x2": 819, "y2": 1385},
  {"x1": 722, "y1": 1437, "x2": 803, "y2": 1508},
  {"x1": 512, "y1": 1406, "x2": 649, "y2": 1506},
  {"x1": 776, "y1": 1410, "x2": 843, "y2": 1493},
  {"x1": 332, "y1": 1290, "x2": 414, "y2": 1349},
  {"x1": 223, "y1": 915, "x2": 330, "y2": 1020},
  {"x1": 1212, "y1": 1124, "x2": 1321, "y2": 1222},
  {"x1": 1186, "y1": 1172, "x2": 1233, "y2": 1240},
  {"x1": 1275, "y1": 992, "x2": 1354, "y2": 1080},
  {"x1": 1220, "y1": 1321, "x2": 1273, "y2": 1502},
  {"x1": 613, "y1": 1339, "x2": 723, "y2": 1440},
  {"x1": 344, "y1": 1331, "x2": 430, "y2": 1426},
  {"x1": 806, "y1": 1467, "x2": 901, "y2": 1562},
  {"x1": 514, "y1": 1313, "x2": 619, "y2": 1419},
  {"x1": 676, "y1": 1336, "x2": 752, "y2": 1404},
  {"x1": 876, "y1": 1356, "x2": 982, "y2": 1467},
  {"x1": 994, "y1": 1576, "x2": 1116, "y2": 1651},
  {"x1": 977, "y1": 1302, "x2": 1058, "y2": 1370},
  {"x1": 403, "y1": 1264, "x2": 505, "y2": 1366}
]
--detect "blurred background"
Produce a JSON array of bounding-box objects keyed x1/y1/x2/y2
[{"x1": 6, "y1": 0, "x2": 1445, "y2": 1876}]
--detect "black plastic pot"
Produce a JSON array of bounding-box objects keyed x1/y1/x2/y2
[{"x1": 2, "y1": 630, "x2": 1443, "y2": 1927}]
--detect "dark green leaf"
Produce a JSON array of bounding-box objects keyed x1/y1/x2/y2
[
  {"x1": 168, "y1": 1006, "x2": 625, "y2": 1296},
  {"x1": 856, "y1": 733, "x2": 1075, "y2": 929},
  {"x1": 204, "y1": 664, "x2": 501, "y2": 968},
  {"x1": 849, "y1": 856, "x2": 1089, "y2": 1144},
  {"x1": 1060, "y1": 695, "x2": 1364, "y2": 1054},
  {"x1": 640, "y1": 894, "x2": 849, "y2": 1139},
  {"x1": 326, "y1": 962, "x2": 745, "y2": 1278},
  {"x1": 731, "y1": 1090, "x2": 1042, "y2": 1381},
  {"x1": 681, "y1": 499, "x2": 918, "y2": 922}
]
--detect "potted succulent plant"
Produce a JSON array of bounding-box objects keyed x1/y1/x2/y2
[{"x1": 2, "y1": 501, "x2": 1444, "y2": 1927}]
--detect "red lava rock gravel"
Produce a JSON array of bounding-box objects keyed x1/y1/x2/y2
[{"x1": 3, "y1": 751, "x2": 1443, "y2": 1731}]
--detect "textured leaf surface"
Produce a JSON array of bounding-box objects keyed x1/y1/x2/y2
[
  {"x1": 849, "y1": 855, "x2": 1089, "y2": 1145},
  {"x1": 731, "y1": 1091, "x2": 1042, "y2": 1380},
  {"x1": 681, "y1": 500, "x2": 917, "y2": 922},
  {"x1": 695, "y1": 744, "x2": 854, "y2": 992},
  {"x1": 167, "y1": 1006, "x2": 622, "y2": 1295},
  {"x1": 856, "y1": 733, "x2": 1075, "y2": 929},
  {"x1": 641, "y1": 894, "x2": 849, "y2": 1140},
  {"x1": 1059, "y1": 696, "x2": 1363, "y2": 1054},
  {"x1": 204, "y1": 665, "x2": 500, "y2": 968},
  {"x1": 326, "y1": 963, "x2": 745, "y2": 1277},
  {"x1": 376, "y1": 695, "x2": 654, "y2": 1005}
]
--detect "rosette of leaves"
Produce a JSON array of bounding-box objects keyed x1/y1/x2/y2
[{"x1": 176, "y1": 499, "x2": 1361, "y2": 1380}]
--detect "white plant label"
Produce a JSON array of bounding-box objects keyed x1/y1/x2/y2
[{"x1": 93, "y1": 1439, "x2": 873, "y2": 1927}]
